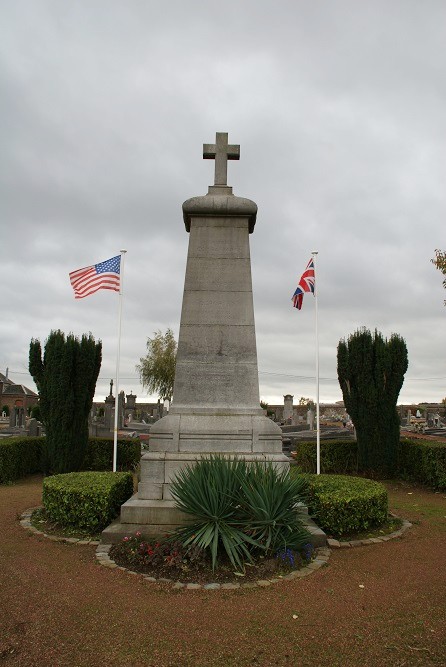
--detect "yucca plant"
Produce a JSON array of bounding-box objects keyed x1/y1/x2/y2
[
  {"x1": 170, "y1": 455, "x2": 311, "y2": 570},
  {"x1": 237, "y1": 463, "x2": 310, "y2": 553},
  {"x1": 169, "y1": 455, "x2": 259, "y2": 570}
]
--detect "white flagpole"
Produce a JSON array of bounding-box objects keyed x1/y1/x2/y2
[
  {"x1": 113, "y1": 250, "x2": 127, "y2": 472},
  {"x1": 312, "y1": 251, "x2": 321, "y2": 475}
]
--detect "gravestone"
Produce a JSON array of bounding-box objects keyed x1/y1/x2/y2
[
  {"x1": 28, "y1": 418, "x2": 39, "y2": 437},
  {"x1": 283, "y1": 394, "x2": 294, "y2": 421},
  {"x1": 307, "y1": 408, "x2": 315, "y2": 430},
  {"x1": 103, "y1": 132, "x2": 288, "y2": 541}
]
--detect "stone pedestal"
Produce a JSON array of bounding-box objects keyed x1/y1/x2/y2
[{"x1": 102, "y1": 134, "x2": 288, "y2": 542}]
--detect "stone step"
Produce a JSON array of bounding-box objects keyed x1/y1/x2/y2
[
  {"x1": 101, "y1": 519, "x2": 186, "y2": 544},
  {"x1": 302, "y1": 516, "x2": 327, "y2": 548}
]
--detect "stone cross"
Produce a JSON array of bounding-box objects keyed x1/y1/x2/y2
[{"x1": 203, "y1": 132, "x2": 240, "y2": 186}]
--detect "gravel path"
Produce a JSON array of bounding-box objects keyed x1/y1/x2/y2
[{"x1": 1, "y1": 475, "x2": 445, "y2": 667}]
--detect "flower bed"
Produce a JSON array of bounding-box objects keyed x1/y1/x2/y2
[{"x1": 109, "y1": 532, "x2": 316, "y2": 584}]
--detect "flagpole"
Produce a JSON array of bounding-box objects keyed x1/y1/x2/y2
[
  {"x1": 113, "y1": 250, "x2": 127, "y2": 473},
  {"x1": 312, "y1": 251, "x2": 320, "y2": 475}
]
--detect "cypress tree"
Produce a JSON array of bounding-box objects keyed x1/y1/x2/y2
[
  {"x1": 337, "y1": 328, "x2": 408, "y2": 476},
  {"x1": 29, "y1": 330, "x2": 102, "y2": 474}
]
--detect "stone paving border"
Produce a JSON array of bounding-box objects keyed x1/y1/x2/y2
[
  {"x1": 19, "y1": 507, "x2": 100, "y2": 547},
  {"x1": 19, "y1": 507, "x2": 412, "y2": 591},
  {"x1": 327, "y1": 516, "x2": 412, "y2": 549},
  {"x1": 94, "y1": 542, "x2": 332, "y2": 590}
]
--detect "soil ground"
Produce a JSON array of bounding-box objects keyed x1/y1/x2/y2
[{"x1": 1, "y1": 475, "x2": 445, "y2": 667}]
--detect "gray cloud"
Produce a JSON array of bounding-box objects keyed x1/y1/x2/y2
[{"x1": 1, "y1": 1, "x2": 445, "y2": 405}]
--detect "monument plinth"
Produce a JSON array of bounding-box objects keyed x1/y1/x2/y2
[{"x1": 103, "y1": 132, "x2": 287, "y2": 542}]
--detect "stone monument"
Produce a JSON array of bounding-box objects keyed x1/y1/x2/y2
[
  {"x1": 103, "y1": 132, "x2": 288, "y2": 541},
  {"x1": 283, "y1": 394, "x2": 294, "y2": 422}
]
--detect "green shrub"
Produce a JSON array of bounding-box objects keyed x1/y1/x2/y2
[
  {"x1": 0, "y1": 436, "x2": 140, "y2": 484},
  {"x1": 305, "y1": 474, "x2": 388, "y2": 536},
  {"x1": 42, "y1": 471, "x2": 134, "y2": 532},
  {"x1": 237, "y1": 462, "x2": 310, "y2": 552},
  {"x1": 0, "y1": 437, "x2": 44, "y2": 483},
  {"x1": 29, "y1": 331, "x2": 102, "y2": 474},
  {"x1": 293, "y1": 440, "x2": 358, "y2": 474},
  {"x1": 294, "y1": 438, "x2": 446, "y2": 490},
  {"x1": 337, "y1": 328, "x2": 408, "y2": 476},
  {"x1": 170, "y1": 455, "x2": 310, "y2": 570},
  {"x1": 83, "y1": 438, "x2": 141, "y2": 471},
  {"x1": 30, "y1": 404, "x2": 42, "y2": 421},
  {"x1": 399, "y1": 438, "x2": 446, "y2": 490}
]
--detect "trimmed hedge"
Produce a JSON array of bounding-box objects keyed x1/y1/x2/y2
[
  {"x1": 293, "y1": 440, "x2": 358, "y2": 474},
  {"x1": 0, "y1": 437, "x2": 45, "y2": 483},
  {"x1": 294, "y1": 438, "x2": 446, "y2": 490},
  {"x1": 305, "y1": 474, "x2": 388, "y2": 536},
  {"x1": 83, "y1": 437, "x2": 141, "y2": 472},
  {"x1": 399, "y1": 438, "x2": 446, "y2": 490},
  {"x1": 42, "y1": 471, "x2": 134, "y2": 532},
  {"x1": 0, "y1": 436, "x2": 141, "y2": 484}
]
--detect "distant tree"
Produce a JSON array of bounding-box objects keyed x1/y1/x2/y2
[
  {"x1": 260, "y1": 400, "x2": 274, "y2": 418},
  {"x1": 30, "y1": 404, "x2": 42, "y2": 421},
  {"x1": 298, "y1": 397, "x2": 316, "y2": 410},
  {"x1": 337, "y1": 328, "x2": 408, "y2": 476},
  {"x1": 29, "y1": 330, "x2": 102, "y2": 474},
  {"x1": 136, "y1": 328, "x2": 177, "y2": 402},
  {"x1": 431, "y1": 249, "x2": 446, "y2": 305}
]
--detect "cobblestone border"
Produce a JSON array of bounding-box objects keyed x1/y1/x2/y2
[
  {"x1": 19, "y1": 507, "x2": 100, "y2": 547},
  {"x1": 327, "y1": 516, "x2": 412, "y2": 549},
  {"x1": 19, "y1": 507, "x2": 330, "y2": 589},
  {"x1": 95, "y1": 543, "x2": 332, "y2": 590},
  {"x1": 19, "y1": 507, "x2": 412, "y2": 590}
]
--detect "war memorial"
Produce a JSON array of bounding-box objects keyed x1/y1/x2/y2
[{"x1": 103, "y1": 132, "x2": 293, "y2": 541}]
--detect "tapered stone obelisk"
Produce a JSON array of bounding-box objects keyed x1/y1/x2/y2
[{"x1": 103, "y1": 132, "x2": 288, "y2": 540}]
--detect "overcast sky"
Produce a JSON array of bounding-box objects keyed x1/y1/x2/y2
[{"x1": 1, "y1": 1, "x2": 445, "y2": 407}]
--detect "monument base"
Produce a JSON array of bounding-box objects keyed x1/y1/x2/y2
[
  {"x1": 101, "y1": 497, "x2": 327, "y2": 547},
  {"x1": 102, "y1": 411, "x2": 298, "y2": 542}
]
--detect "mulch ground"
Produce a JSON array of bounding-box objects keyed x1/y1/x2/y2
[{"x1": 1, "y1": 476, "x2": 445, "y2": 667}]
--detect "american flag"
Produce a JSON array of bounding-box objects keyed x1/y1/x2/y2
[
  {"x1": 291, "y1": 258, "x2": 315, "y2": 309},
  {"x1": 69, "y1": 255, "x2": 121, "y2": 299}
]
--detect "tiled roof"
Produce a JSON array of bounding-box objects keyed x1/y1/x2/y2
[
  {"x1": 0, "y1": 372, "x2": 13, "y2": 386},
  {"x1": 2, "y1": 384, "x2": 38, "y2": 397}
]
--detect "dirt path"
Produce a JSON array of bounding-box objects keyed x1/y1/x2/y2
[{"x1": 1, "y1": 476, "x2": 445, "y2": 667}]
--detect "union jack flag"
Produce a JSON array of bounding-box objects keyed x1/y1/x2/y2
[{"x1": 291, "y1": 258, "x2": 315, "y2": 310}]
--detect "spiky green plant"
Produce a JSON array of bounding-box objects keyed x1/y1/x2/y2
[
  {"x1": 170, "y1": 455, "x2": 310, "y2": 570},
  {"x1": 169, "y1": 455, "x2": 257, "y2": 570},
  {"x1": 237, "y1": 462, "x2": 310, "y2": 552}
]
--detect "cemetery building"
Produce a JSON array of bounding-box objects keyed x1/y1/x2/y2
[{"x1": 0, "y1": 370, "x2": 39, "y2": 427}]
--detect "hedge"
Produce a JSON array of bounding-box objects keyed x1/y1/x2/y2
[
  {"x1": 293, "y1": 440, "x2": 358, "y2": 474},
  {"x1": 399, "y1": 438, "x2": 446, "y2": 490},
  {"x1": 304, "y1": 474, "x2": 388, "y2": 536},
  {"x1": 293, "y1": 437, "x2": 446, "y2": 490},
  {"x1": 42, "y1": 471, "x2": 134, "y2": 532},
  {"x1": 0, "y1": 436, "x2": 141, "y2": 483},
  {"x1": 82, "y1": 437, "x2": 141, "y2": 472},
  {"x1": 0, "y1": 437, "x2": 45, "y2": 483}
]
